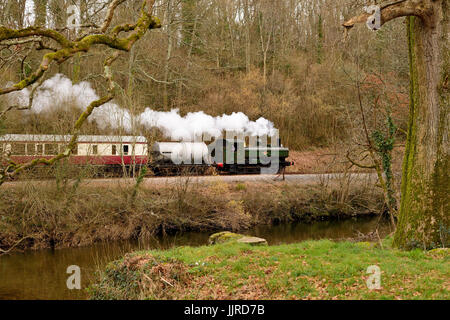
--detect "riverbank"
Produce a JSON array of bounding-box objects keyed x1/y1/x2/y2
[
  {"x1": 0, "y1": 174, "x2": 385, "y2": 252},
  {"x1": 88, "y1": 236, "x2": 449, "y2": 300}
]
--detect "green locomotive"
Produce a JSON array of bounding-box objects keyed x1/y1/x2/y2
[
  {"x1": 150, "y1": 137, "x2": 293, "y2": 175},
  {"x1": 209, "y1": 138, "x2": 293, "y2": 174}
]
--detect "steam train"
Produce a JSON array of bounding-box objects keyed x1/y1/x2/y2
[{"x1": 0, "y1": 134, "x2": 293, "y2": 176}]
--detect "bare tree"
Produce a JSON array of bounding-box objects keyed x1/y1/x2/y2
[{"x1": 256, "y1": 0, "x2": 274, "y2": 86}]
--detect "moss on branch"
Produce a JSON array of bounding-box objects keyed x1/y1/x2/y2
[
  {"x1": 0, "y1": 26, "x2": 72, "y2": 47},
  {"x1": 1, "y1": 5, "x2": 161, "y2": 96}
]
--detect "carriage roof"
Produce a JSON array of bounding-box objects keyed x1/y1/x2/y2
[{"x1": 0, "y1": 134, "x2": 147, "y2": 144}]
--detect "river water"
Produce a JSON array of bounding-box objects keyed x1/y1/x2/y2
[{"x1": 0, "y1": 217, "x2": 391, "y2": 300}]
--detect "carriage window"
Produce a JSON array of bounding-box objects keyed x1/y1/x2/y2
[
  {"x1": 92, "y1": 145, "x2": 98, "y2": 155},
  {"x1": 11, "y1": 143, "x2": 26, "y2": 155},
  {"x1": 36, "y1": 144, "x2": 43, "y2": 155},
  {"x1": 112, "y1": 145, "x2": 117, "y2": 155},
  {"x1": 123, "y1": 145, "x2": 129, "y2": 155},
  {"x1": 45, "y1": 144, "x2": 58, "y2": 155}
]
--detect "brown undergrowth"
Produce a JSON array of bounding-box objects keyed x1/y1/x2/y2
[{"x1": 0, "y1": 174, "x2": 385, "y2": 252}]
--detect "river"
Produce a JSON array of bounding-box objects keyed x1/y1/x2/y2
[{"x1": 0, "y1": 217, "x2": 391, "y2": 300}]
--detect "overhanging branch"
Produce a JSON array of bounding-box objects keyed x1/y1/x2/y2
[
  {"x1": 0, "y1": 0, "x2": 161, "y2": 185},
  {"x1": 0, "y1": 0, "x2": 161, "y2": 97},
  {"x1": 343, "y1": 0, "x2": 434, "y2": 30},
  {"x1": 0, "y1": 53, "x2": 119, "y2": 185},
  {"x1": 99, "y1": 0, "x2": 128, "y2": 33}
]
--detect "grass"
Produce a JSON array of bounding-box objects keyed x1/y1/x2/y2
[{"x1": 88, "y1": 237, "x2": 449, "y2": 300}]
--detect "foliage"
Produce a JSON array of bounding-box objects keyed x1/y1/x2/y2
[
  {"x1": 131, "y1": 165, "x2": 147, "y2": 200},
  {"x1": 372, "y1": 114, "x2": 397, "y2": 209}
]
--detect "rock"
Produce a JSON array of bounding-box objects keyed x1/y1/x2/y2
[
  {"x1": 208, "y1": 231, "x2": 268, "y2": 246},
  {"x1": 236, "y1": 236, "x2": 268, "y2": 246},
  {"x1": 208, "y1": 232, "x2": 244, "y2": 245}
]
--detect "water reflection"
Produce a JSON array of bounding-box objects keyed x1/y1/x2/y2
[{"x1": 247, "y1": 217, "x2": 392, "y2": 245}]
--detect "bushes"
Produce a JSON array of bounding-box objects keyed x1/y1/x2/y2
[
  {"x1": 0, "y1": 177, "x2": 385, "y2": 251},
  {"x1": 88, "y1": 253, "x2": 190, "y2": 300}
]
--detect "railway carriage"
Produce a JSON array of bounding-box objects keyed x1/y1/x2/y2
[{"x1": 0, "y1": 134, "x2": 149, "y2": 173}]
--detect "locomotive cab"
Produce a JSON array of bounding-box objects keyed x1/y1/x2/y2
[{"x1": 209, "y1": 136, "x2": 292, "y2": 174}]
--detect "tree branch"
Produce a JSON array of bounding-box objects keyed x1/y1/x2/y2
[
  {"x1": 99, "y1": 0, "x2": 128, "y2": 33},
  {"x1": 346, "y1": 150, "x2": 376, "y2": 169},
  {"x1": 0, "y1": 74, "x2": 46, "y2": 119},
  {"x1": 0, "y1": 53, "x2": 119, "y2": 185},
  {"x1": 0, "y1": 235, "x2": 35, "y2": 256},
  {"x1": 343, "y1": 0, "x2": 434, "y2": 30},
  {"x1": 0, "y1": 36, "x2": 44, "y2": 46},
  {"x1": 0, "y1": 0, "x2": 161, "y2": 185},
  {"x1": 0, "y1": 26, "x2": 72, "y2": 47},
  {"x1": 0, "y1": 0, "x2": 160, "y2": 97}
]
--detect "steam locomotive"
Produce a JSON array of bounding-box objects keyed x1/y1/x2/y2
[{"x1": 0, "y1": 134, "x2": 293, "y2": 176}]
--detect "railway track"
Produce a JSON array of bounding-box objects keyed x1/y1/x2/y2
[{"x1": 2, "y1": 173, "x2": 380, "y2": 188}]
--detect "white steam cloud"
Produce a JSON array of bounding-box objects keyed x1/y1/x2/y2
[
  {"x1": 138, "y1": 108, "x2": 276, "y2": 141},
  {"x1": 5, "y1": 74, "x2": 132, "y2": 131},
  {"x1": 5, "y1": 74, "x2": 277, "y2": 140}
]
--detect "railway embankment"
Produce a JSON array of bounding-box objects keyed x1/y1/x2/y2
[{"x1": 0, "y1": 174, "x2": 386, "y2": 252}]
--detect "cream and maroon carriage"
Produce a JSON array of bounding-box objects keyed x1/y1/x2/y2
[{"x1": 0, "y1": 134, "x2": 149, "y2": 174}]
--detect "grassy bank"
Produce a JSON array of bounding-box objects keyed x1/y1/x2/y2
[
  {"x1": 88, "y1": 237, "x2": 449, "y2": 300},
  {"x1": 0, "y1": 175, "x2": 384, "y2": 251}
]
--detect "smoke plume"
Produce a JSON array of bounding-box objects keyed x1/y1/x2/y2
[
  {"x1": 5, "y1": 74, "x2": 132, "y2": 131},
  {"x1": 138, "y1": 108, "x2": 276, "y2": 141},
  {"x1": 5, "y1": 74, "x2": 277, "y2": 140}
]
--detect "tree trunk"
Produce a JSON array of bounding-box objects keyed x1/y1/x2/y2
[
  {"x1": 244, "y1": 0, "x2": 251, "y2": 73},
  {"x1": 317, "y1": 14, "x2": 324, "y2": 64},
  {"x1": 182, "y1": 0, "x2": 196, "y2": 47},
  {"x1": 163, "y1": 0, "x2": 173, "y2": 110},
  {"x1": 393, "y1": 1, "x2": 449, "y2": 249},
  {"x1": 34, "y1": 0, "x2": 48, "y2": 27}
]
